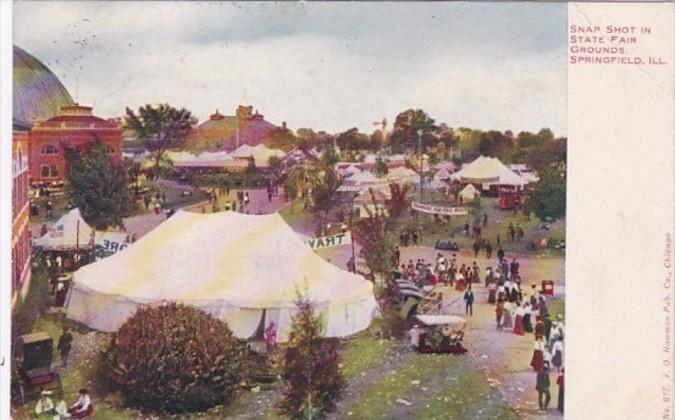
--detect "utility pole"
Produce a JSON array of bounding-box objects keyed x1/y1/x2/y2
[{"x1": 417, "y1": 129, "x2": 423, "y2": 202}]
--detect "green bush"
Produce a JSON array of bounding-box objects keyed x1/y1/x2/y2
[{"x1": 100, "y1": 302, "x2": 248, "y2": 413}]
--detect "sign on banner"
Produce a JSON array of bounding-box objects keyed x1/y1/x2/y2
[
  {"x1": 306, "y1": 231, "x2": 352, "y2": 250},
  {"x1": 411, "y1": 201, "x2": 468, "y2": 216},
  {"x1": 97, "y1": 232, "x2": 130, "y2": 254}
]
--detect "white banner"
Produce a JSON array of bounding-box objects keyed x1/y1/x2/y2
[
  {"x1": 96, "y1": 231, "x2": 130, "y2": 254},
  {"x1": 411, "y1": 201, "x2": 468, "y2": 216},
  {"x1": 306, "y1": 231, "x2": 352, "y2": 250}
]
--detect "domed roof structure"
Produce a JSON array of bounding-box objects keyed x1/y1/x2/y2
[{"x1": 13, "y1": 45, "x2": 74, "y2": 126}]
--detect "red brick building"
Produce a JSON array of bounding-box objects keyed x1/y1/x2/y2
[
  {"x1": 28, "y1": 104, "x2": 122, "y2": 183},
  {"x1": 12, "y1": 45, "x2": 77, "y2": 306},
  {"x1": 12, "y1": 124, "x2": 31, "y2": 308}
]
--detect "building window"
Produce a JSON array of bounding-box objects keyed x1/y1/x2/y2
[
  {"x1": 40, "y1": 165, "x2": 58, "y2": 178},
  {"x1": 41, "y1": 144, "x2": 58, "y2": 155}
]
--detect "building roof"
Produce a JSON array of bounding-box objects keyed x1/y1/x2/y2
[
  {"x1": 13, "y1": 45, "x2": 74, "y2": 126},
  {"x1": 32, "y1": 104, "x2": 120, "y2": 131}
]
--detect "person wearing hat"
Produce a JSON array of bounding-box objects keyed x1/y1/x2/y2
[
  {"x1": 35, "y1": 390, "x2": 55, "y2": 418},
  {"x1": 69, "y1": 388, "x2": 93, "y2": 419},
  {"x1": 535, "y1": 363, "x2": 552, "y2": 411}
]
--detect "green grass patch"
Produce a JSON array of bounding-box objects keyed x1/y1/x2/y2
[
  {"x1": 341, "y1": 333, "x2": 395, "y2": 381},
  {"x1": 548, "y1": 299, "x2": 565, "y2": 320},
  {"x1": 343, "y1": 353, "x2": 458, "y2": 418},
  {"x1": 418, "y1": 361, "x2": 518, "y2": 420},
  {"x1": 278, "y1": 199, "x2": 312, "y2": 227}
]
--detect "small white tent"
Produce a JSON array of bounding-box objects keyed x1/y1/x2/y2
[
  {"x1": 34, "y1": 208, "x2": 96, "y2": 250},
  {"x1": 66, "y1": 211, "x2": 377, "y2": 342},
  {"x1": 459, "y1": 184, "x2": 480, "y2": 202},
  {"x1": 386, "y1": 167, "x2": 420, "y2": 184}
]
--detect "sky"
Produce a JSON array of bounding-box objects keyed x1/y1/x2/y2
[{"x1": 14, "y1": 1, "x2": 567, "y2": 136}]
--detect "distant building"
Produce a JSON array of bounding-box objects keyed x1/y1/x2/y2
[
  {"x1": 187, "y1": 106, "x2": 280, "y2": 151},
  {"x1": 29, "y1": 104, "x2": 123, "y2": 183}
]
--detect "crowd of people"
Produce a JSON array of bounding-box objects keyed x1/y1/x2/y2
[{"x1": 397, "y1": 244, "x2": 565, "y2": 414}]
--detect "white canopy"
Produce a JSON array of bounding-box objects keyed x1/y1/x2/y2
[
  {"x1": 231, "y1": 144, "x2": 286, "y2": 167},
  {"x1": 386, "y1": 167, "x2": 420, "y2": 184},
  {"x1": 348, "y1": 170, "x2": 382, "y2": 185},
  {"x1": 450, "y1": 156, "x2": 528, "y2": 186},
  {"x1": 459, "y1": 184, "x2": 480, "y2": 201},
  {"x1": 34, "y1": 208, "x2": 96, "y2": 250},
  {"x1": 66, "y1": 211, "x2": 376, "y2": 342},
  {"x1": 416, "y1": 314, "x2": 466, "y2": 328}
]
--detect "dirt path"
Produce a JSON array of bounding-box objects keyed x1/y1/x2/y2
[{"x1": 400, "y1": 247, "x2": 565, "y2": 419}]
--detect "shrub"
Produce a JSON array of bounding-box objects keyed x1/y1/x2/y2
[
  {"x1": 100, "y1": 302, "x2": 247, "y2": 413},
  {"x1": 278, "y1": 298, "x2": 344, "y2": 419}
]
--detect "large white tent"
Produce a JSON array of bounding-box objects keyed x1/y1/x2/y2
[
  {"x1": 66, "y1": 211, "x2": 377, "y2": 342},
  {"x1": 450, "y1": 156, "x2": 528, "y2": 186}
]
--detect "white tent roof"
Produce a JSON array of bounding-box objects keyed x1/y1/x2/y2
[
  {"x1": 386, "y1": 167, "x2": 420, "y2": 184},
  {"x1": 231, "y1": 144, "x2": 285, "y2": 167},
  {"x1": 450, "y1": 156, "x2": 528, "y2": 186},
  {"x1": 66, "y1": 211, "x2": 376, "y2": 341},
  {"x1": 459, "y1": 183, "x2": 480, "y2": 200},
  {"x1": 34, "y1": 208, "x2": 95, "y2": 250}
]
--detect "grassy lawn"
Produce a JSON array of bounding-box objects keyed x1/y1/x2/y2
[
  {"x1": 387, "y1": 196, "x2": 565, "y2": 257},
  {"x1": 342, "y1": 351, "x2": 515, "y2": 419},
  {"x1": 341, "y1": 333, "x2": 395, "y2": 381},
  {"x1": 278, "y1": 199, "x2": 313, "y2": 228},
  {"x1": 418, "y1": 360, "x2": 519, "y2": 420}
]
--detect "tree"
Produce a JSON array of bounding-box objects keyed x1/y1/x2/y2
[
  {"x1": 321, "y1": 146, "x2": 339, "y2": 167},
  {"x1": 336, "y1": 128, "x2": 370, "y2": 151},
  {"x1": 523, "y1": 163, "x2": 566, "y2": 220},
  {"x1": 278, "y1": 297, "x2": 344, "y2": 419},
  {"x1": 100, "y1": 303, "x2": 248, "y2": 413},
  {"x1": 267, "y1": 127, "x2": 298, "y2": 151},
  {"x1": 297, "y1": 128, "x2": 318, "y2": 150},
  {"x1": 389, "y1": 109, "x2": 437, "y2": 153},
  {"x1": 125, "y1": 104, "x2": 196, "y2": 184},
  {"x1": 369, "y1": 130, "x2": 384, "y2": 152},
  {"x1": 65, "y1": 140, "x2": 134, "y2": 230},
  {"x1": 373, "y1": 157, "x2": 388, "y2": 178},
  {"x1": 310, "y1": 165, "x2": 341, "y2": 214},
  {"x1": 354, "y1": 195, "x2": 396, "y2": 284},
  {"x1": 387, "y1": 182, "x2": 409, "y2": 219}
]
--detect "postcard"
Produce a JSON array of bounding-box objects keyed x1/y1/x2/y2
[{"x1": 1, "y1": 2, "x2": 673, "y2": 419}]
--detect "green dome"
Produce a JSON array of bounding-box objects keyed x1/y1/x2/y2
[{"x1": 13, "y1": 45, "x2": 74, "y2": 126}]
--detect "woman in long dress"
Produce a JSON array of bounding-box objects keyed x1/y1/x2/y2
[
  {"x1": 502, "y1": 301, "x2": 513, "y2": 329},
  {"x1": 454, "y1": 272, "x2": 465, "y2": 292},
  {"x1": 530, "y1": 337, "x2": 546, "y2": 371},
  {"x1": 513, "y1": 303, "x2": 525, "y2": 335},
  {"x1": 523, "y1": 302, "x2": 533, "y2": 333}
]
